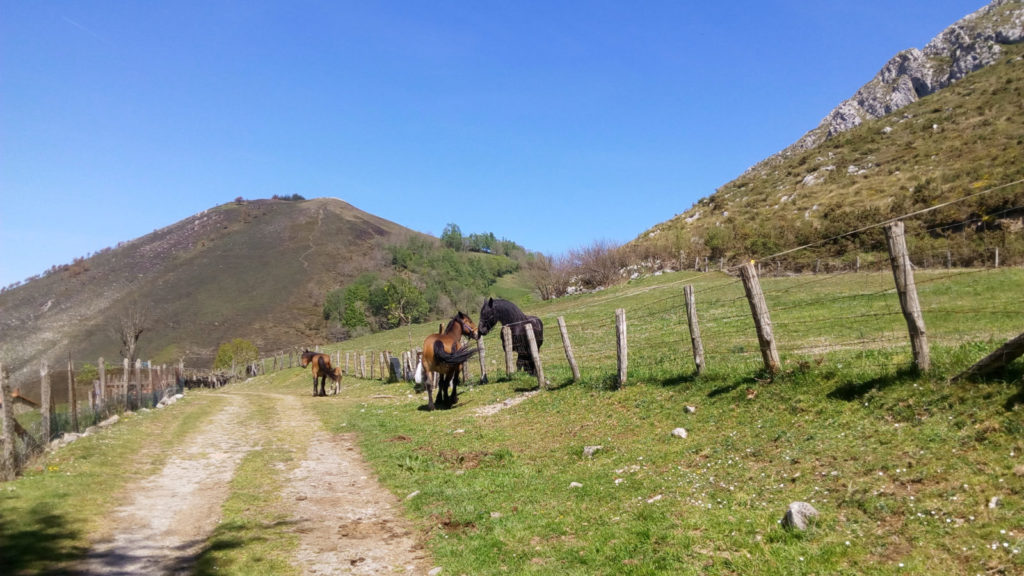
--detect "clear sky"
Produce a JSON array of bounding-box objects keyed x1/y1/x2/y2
[{"x1": 0, "y1": 0, "x2": 988, "y2": 287}]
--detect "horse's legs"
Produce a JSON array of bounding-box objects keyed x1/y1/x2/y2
[
  {"x1": 426, "y1": 376, "x2": 435, "y2": 410},
  {"x1": 312, "y1": 374, "x2": 318, "y2": 397},
  {"x1": 516, "y1": 353, "x2": 536, "y2": 375},
  {"x1": 450, "y1": 368, "x2": 460, "y2": 403},
  {"x1": 437, "y1": 373, "x2": 449, "y2": 406}
]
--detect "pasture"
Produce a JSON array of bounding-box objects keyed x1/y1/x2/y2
[{"x1": 2, "y1": 267, "x2": 1022, "y2": 575}]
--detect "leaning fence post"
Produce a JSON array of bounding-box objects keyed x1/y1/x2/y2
[
  {"x1": 615, "y1": 308, "x2": 628, "y2": 388},
  {"x1": 884, "y1": 221, "x2": 930, "y2": 372},
  {"x1": 684, "y1": 285, "x2": 706, "y2": 375},
  {"x1": 524, "y1": 323, "x2": 546, "y2": 389},
  {"x1": 501, "y1": 326, "x2": 514, "y2": 376},
  {"x1": 557, "y1": 316, "x2": 580, "y2": 382},
  {"x1": 740, "y1": 262, "x2": 780, "y2": 374},
  {"x1": 41, "y1": 361, "x2": 52, "y2": 442},
  {"x1": 1, "y1": 363, "x2": 18, "y2": 481}
]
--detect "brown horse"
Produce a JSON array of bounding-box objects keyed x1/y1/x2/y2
[
  {"x1": 414, "y1": 312, "x2": 479, "y2": 410},
  {"x1": 300, "y1": 349, "x2": 341, "y2": 397}
]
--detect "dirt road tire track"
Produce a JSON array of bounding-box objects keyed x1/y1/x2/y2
[{"x1": 75, "y1": 388, "x2": 432, "y2": 575}]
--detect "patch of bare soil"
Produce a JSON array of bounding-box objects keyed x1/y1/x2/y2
[
  {"x1": 474, "y1": 390, "x2": 540, "y2": 417},
  {"x1": 75, "y1": 390, "x2": 433, "y2": 575}
]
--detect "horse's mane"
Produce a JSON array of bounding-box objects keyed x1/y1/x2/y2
[
  {"x1": 443, "y1": 311, "x2": 467, "y2": 334},
  {"x1": 491, "y1": 299, "x2": 530, "y2": 323}
]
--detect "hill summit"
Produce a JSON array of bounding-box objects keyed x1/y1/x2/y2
[{"x1": 0, "y1": 197, "x2": 423, "y2": 391}]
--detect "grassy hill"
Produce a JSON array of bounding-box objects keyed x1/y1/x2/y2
[
  {"x1": 632, "y1": 42, "x2": 1024, "y2": 269},
  {"x1": 0, "y1": 197, "x2": 427, "y2": 393}
]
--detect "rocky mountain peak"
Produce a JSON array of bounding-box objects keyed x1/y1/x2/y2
[{"x1": 758, "y1": 0, "x2": 1024, "y2": 168}]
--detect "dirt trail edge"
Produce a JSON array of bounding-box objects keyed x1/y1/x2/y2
[{"x1": 76, "y1": 389, "x2": 433, "y2": 575}]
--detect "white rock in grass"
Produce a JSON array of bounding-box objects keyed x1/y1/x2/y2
[
  {"x1": 428, "y1": 567, "x2": 443, "y2": 576},
  {"x1": 684, "y1": 405, "x2": 697, "y2": 414},
  {"x1": 583, "y1": 445, "x2": 603, "y2": 458},
  {"x1": 781, "y1": 501, "x2": 819, "y2": 531},
  {"x1": 988, "y1": 496, "x2": 1002, "y2": 509},
  {"x1": 570, "y1": 482, "x2": 583, "y2": 489},
  {"x1": 671, "y1": 428, "x2": 688, "y2": 439}
]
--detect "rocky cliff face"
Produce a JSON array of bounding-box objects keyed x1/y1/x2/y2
[{"x1": 759, "y1": 0, "x2": 1024, "y2": 166}]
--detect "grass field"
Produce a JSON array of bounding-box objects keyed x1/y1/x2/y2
[{"x1": 2, "y1": 267, "x2": 1021, "y2": 575}]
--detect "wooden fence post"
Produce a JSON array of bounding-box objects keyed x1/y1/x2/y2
[
  {"x1": 524, "y1": 323, "x2": 546, "y2": 389},
  {"x1": 885, "y1": 221, "x2": 930, "y2": 372},
  {"x1": 134, "y1": 359, "x2": 143, "y2": 408},
  {"x1": 952, "y1": 331, "x2": 1024, "y2": 382},
  {"x1": 739, "y1": 262, "x2": 780, "y2": 374},
  {"x1": 557, "y1": 316, "x2": 580, "y2": 382},
  {"x1": 41, "y1": 361, "x2": 51, "y2": 443},
  {"x1": 98, "y1": 356, "x2": 106, "y2": 405},
  {"x1": 477, "y1": 336, "x2": 488, "y2": 384},
  {"x1": 501, "y1": 326, "x2": 514, "y2": 377},
  {"x1": 2, "y1": 363, "x2": 18, "y2": 481},
  {"x1": 615, "y1": 308, "x2": 627, "y2": 388},
  {"x1": 684, "y1": 285, "x2": 706, "y2": 375},
  {"x1": 122, "y1": 358, "x2": 130, "y2": 408},
  {"x1": 67, "y1": 353, "x2": 78, "y2": 433}
]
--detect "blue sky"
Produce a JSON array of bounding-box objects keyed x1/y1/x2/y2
[{"x1": 0, "y1": 1, "x2": 987, "y2": 287}]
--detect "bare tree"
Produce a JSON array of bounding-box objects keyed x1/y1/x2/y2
[{"x1": 112, "y1": 303, "x2": 148, "y2": 366}]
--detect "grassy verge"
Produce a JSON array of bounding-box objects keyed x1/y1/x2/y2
[
  {"x1": 193, "y1": 377, "x2": 303, "y2": 576},
  {"x1": 0, "y1": 391, "x2": 227, "y2": 575}
]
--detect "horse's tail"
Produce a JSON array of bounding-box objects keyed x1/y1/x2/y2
[
  {"x1": 316, "y1": 355, "x2": 331, "y2": 374},
  {"x1": 432, "y1": 341, "x2": 479, "y2": 366}
]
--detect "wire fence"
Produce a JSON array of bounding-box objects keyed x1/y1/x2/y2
[{"x1": 318, "y1": 180, "x2": 1022, "y2": 393}]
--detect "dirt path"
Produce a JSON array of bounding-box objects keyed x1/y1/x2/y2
[
  {"x1": 275, "y1": 394, "x2": 432, "y2": 575},
  {"x1": 76, "y1": 389, "x2": 433, "y2": 575}
]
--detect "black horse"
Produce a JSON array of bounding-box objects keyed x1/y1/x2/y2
[{"x1": 478, "y1": 298, "x2": 543, "y2": 375}]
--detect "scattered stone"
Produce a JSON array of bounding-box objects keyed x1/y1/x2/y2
[
  {"x1": 569, "y1": 482, "x2": 583, "y2": 489},
  {"x1": 490, "y1": 511, "x2": 502, "y2": 519},
  {"x1": 781, "y1": 501, "x2": 819, "y2": 531},
  {"x1": 646, "y1": 494, "x2": 663, "y2": 503},
  {"x1": 671, "y1": 428, "x2": 688, "y2": 439},
  {"x1": 684, "y1": 405, "x2": 696, "y2": 414},
  {"x1": 583, "y1": 445, "x2": 603, "y2": 458},
  {"x1": 405, "y1": 490, "x2": 420, "y2": 500},
  {"x1": 988, "y1": 496, "x2": 1002, "y2": 509},
  {"x1": 453, "y1": 429, "x2": 465, "y2": 434},
  {"x1": 428, "y1": 567, "x2": 443, "y2": 576},
  {"x1": 98, "y1": 414, "x2": 119, "y2": 428}
]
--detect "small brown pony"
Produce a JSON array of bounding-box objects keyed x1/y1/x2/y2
[
  {"x1": 414, "y1": 311, "x2": 479, "y2": 410},
  {"x1": 300, "y1": 349, "x2": 341, "y2": 397}
]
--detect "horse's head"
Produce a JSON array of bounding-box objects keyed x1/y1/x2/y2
[
  {"x1": 478, "y1": 297, "x2": 497, "y2": 336},
  {"x1": 456, "y1": 311, "x2": 480, "y2": 340},
  {"x1": 299, "y1": 349, "x2": 313, "y2": 367}
]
